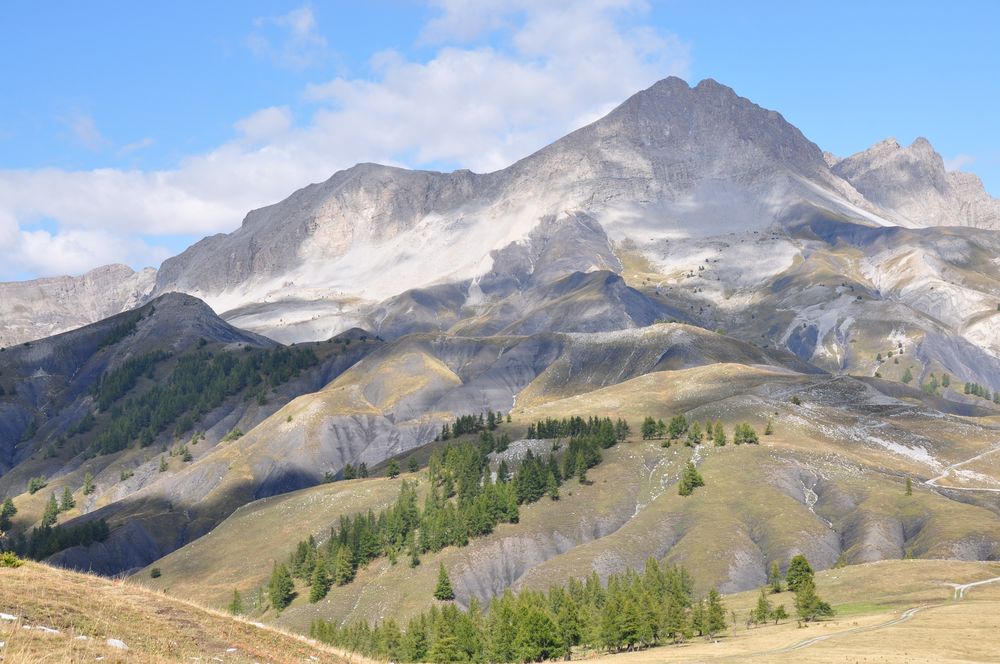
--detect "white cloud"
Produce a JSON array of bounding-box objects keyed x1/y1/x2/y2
[
  {"x1": 247, "y1": 6, "x2": 329, "y2": 70},
  {"x1": 0, "y1": 0, "x2": 689, "y2": 278},
  {"x1": 944, "y1": 154, "x2": 975, "y2": 172}
]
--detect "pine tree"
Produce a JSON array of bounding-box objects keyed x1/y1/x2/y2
[
  {"x1": 334, "y1": 546, "x2": 355, "y2": 585},
  {"x1": 41, "y1": 492, "x2": 59, "y2": 527},
  {"x1": 902, "y1": 366, "x2": 913, "y2": 384},
  {"x1": 705, "y1": 589, "x2": 727, "y2": 637},
  {"x1": 751, "y1": 588, "x2": 772, "y2": 626},
  {"x1": 768, "y1": 560, "x2": 783, "y2": 593},
  {"x1": 771, "y1": 604, "x2": 789, "y2": 624},
  {"x1": 794, "y1": 576, "x2": 833, "y2": 621},
  {"x1": 785, "y1": 554, "x2": 813, "y2": 592},
  {"x1": 387, "y1": 459, "x2": 401, "y2": 478},
  {"x1": 82, "y1": 472, "x2": 95, "y2": 495},
  {"x1": 546, "y1": 471, "x2": 560, "y2": 501},
  {"x1": 686, "y1": 421, "x2": 703, "y2": 446},
  {"x1": 713, "y1": 421, "x2": 726, "y2": 446},
  {"x1": 0, "y1": 497, "x2": 16, "y2": 532},
  {"x1": 408, "y1": 456, "x2": 419, "y2": 473},
  {"x1": 268, "y1": 563, "x2": 295, "y2": 612},
  {"x1": 906, "y1": 476, "x2": 913, "y2": 496},
  {"x1": 678, "y1": 461, "x2": 705, "y2": 496},
  {"x1": 310, "y1": 562, "x2": 332, "y2": 602},
  {"x1": 228, "y1": 589, "x2": 243, "y2": 615},
  {"x1": 60, "y1": 487, "x2": 75, "y2": 512},
  {"x1": 764, "y1": 419, "x2": 774, "y2": 435},
  {"x1": 158, "y1": 456, "x2": 168, "y2": 472},
  {"x1": 434, "y1": 563, "x2": 455, "y2": 601}
]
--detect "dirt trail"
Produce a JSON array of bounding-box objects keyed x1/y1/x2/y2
[
  {"x1": 739, "y1": 570, "x2": 1000, "y2": 659},
  {"x1": 925, "y1": 443, "x2": 1000, "y2": 493}
]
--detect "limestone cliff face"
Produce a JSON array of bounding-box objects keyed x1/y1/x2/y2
[
  {"x1": 833, "y1": 137, "x2": 1000, "y2": 229},
  {"x1": 0, "y1": 264, "x2": 155, "y2": 347}
]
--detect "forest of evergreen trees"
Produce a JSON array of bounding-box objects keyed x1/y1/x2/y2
[
  {"x1": 310, "y1": 557, "x2": 726, "y2": 663},
  {"x1": 84, "y1": 345, "x2": 318, "y2": 455},
  {"x1": 1, "y1": 519, "x2": 110, "y2": 560},
  {"x1": 279, "y1": 416, "x2": 616, "y2": 604}
]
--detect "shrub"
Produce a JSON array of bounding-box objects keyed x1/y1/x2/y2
[
  {"x1": 0, "y1": 551, "x2": 23, "y2": 568},
  {"x1": 150, "y1": 567, "x2": 162, "y2": 578}
]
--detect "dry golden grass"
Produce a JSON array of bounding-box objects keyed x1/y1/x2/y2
[
  {"x1": 0, "y1": 561, "x2": 372, "y2": 663},
  {"x1": 586, "y1": 559, "x2": 1000, "y2": 664}
]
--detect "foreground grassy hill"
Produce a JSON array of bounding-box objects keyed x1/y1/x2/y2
[{"x1": 0, "y1": 560, "x2": 359, "y2": 663}]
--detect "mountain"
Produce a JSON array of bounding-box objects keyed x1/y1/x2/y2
[
  {"x1": 833, "y1": 137, "x2": 1000, "y2": 229},
  {"x1": 0, "y1": 264, "x2": 155, "y2": 348},
  {"x1": 3, "y1": 75, "x2": 1000, "y2": 663}
]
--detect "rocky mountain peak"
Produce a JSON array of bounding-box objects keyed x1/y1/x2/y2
[{"x1": 833, "y1": 136, "x2": 1000, "y2": 228}]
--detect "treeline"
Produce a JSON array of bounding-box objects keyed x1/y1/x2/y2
[
  {"x1": 279, "y1": 418, "x2": 618, "y2": 606},
  {"x1": 310, "y1": 558, "x2": 726, "y2": 663},
  {"x1": 526, "y1": 416, "x2": 629, "y2": 444},
  {"x1": 97, "y1": 309, "x2": 146, "y2": 350},
  {"x1": 438, "y1": 411, "x2": 509, "y2": 441},
  {"x1": 2, "y1": 519, "x2": 110, "y2": 560},
  {"x1": 965, "y1": 381, "x2": 1000, "y2": 404},
  {"x1": 640, "y1": 415, "x2": 759, "y2": 446},
  {"x1": 87, "y1": 346, "x2": 317, "y2": 455}
]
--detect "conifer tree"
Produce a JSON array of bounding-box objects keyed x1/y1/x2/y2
[
  {"x1": 60, "y1": 486, "x2": 75, "y2": 511},
  {"x1": 82, "y1": 472, "x2": 95, "y2": 495},
  {"x1": 785, "y1": 554, "x2": 813, "y2": 592},
  {"x1": 228, "y1": 589, "x2": 243, "y2": 615},
  {"x1": 678, "y1": 461, "x2": 705, "y2": 496},
  {"x1": 268, "y1": 563, "x2": 294, "y2": 612},
  {"x1": 751, "y1": 588, "x2": 772, "y2": 626},
  {"x1": 764, "y1": 419, "x2": 774, "y2": 435},
  {"x1": 772, "y1": 604, "x2": 789, "y2": 624},
  {"x1": 705, "y1": 589, "x2": 727, "y2": 637},
  {"x1": 768, "y1": 560, "x2": 783, "y2": 593},
  {"x1": 794, "y1": 576, "x2": 833, "y2": 621},
  {"x1": 713, "y1": 421, "x2": 726, "y2": 446},
  {"x1": 407, "y1": 456, "x2": 419, "y2": 473},
  {"x1": 906, "y1": 476, "x2": 913, "y2": 496},
  {"x1": 310, "y1": 562, "x2": 332, "y2": 602},
  {"x1": 41, "y1": 492, "x2": 59, "y2": 527},
  {"x1": 158, "y1": 456, "x2": 168, "y2": 472},
  {"x1": 434, "y1": 563, "x2": 455, "y2": 601},
  {"x1": 546, "y1": 471, "x2": 560, "y2": 501},
  {"x1": 686, "y1": 421, "x2": 703, "y2": 446},
  {"x1": 387, "y1": 459, "x2": 401, "y2": 478},
  {"x1": 0, "y1": 497, "x2": 17, "y2": 532},
  {"x1": 334, "y1": 545, "x2": 355, "y2": 585}
]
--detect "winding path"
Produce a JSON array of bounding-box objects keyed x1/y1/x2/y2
[
  {"x1": 741, "y1": 572, "x2": 1000, "y2": 659},
  {"x1": 925, "y1": 443, "x2": 1000, "y2": 493}
]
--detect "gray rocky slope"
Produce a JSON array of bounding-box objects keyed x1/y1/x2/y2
[
  {"x1": 3, "y1": 77, "x2": 999, "y2": 347},
  {"x1": 0, "y1": 264, "x2": 156, "y2": 347}
]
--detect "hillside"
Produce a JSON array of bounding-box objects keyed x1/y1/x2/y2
[
  {"x1": 0, "y1": 559, "x2": 355, "y2": 663},
  {"x1": 135, "y1": 360, "x2": 1000, "y2": 634}
]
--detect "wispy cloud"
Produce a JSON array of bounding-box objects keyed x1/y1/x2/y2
[
  {"x1": 119, "y1": 137, "x2": 156, "y2": 156},
  {"x1": 0, "y1": 0, "x2": 689, "y2": 279},
  {"x1": 247, "y1": 6, "x2": 329, "y2": 70},
  {"x1": 64, "y1": 111, "x2": 109, "y2": 151}
]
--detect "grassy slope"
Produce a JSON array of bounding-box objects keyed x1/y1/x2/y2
[
  {"x1": 0, "y1": 561, "x2": 361, "y2": 664},
  {"x1": 134, "y1": 364, "x2": 1000, "y2": 633},
  {"x1": 590, "y1": 559, "x2": 1000, "y2": 664}
]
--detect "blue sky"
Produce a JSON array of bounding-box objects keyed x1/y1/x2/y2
[{"x1": 1, "y1": 1, "x2": 997, "y2": 279}]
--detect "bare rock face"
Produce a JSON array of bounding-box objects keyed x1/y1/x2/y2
[
  {"x1": 146, "y1": 78, "x2": 883, "y2": 342},
  {"x1": 833, "y1": 137, "x2": 1000, "y2": 229},
  {"x1": 0, "y1": 264, "x2": 155, "y2": 347}
]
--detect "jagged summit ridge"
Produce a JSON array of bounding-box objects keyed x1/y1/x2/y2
[{"x1": 833, "y1": 136, "x2": 1000, "y2": 228}]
